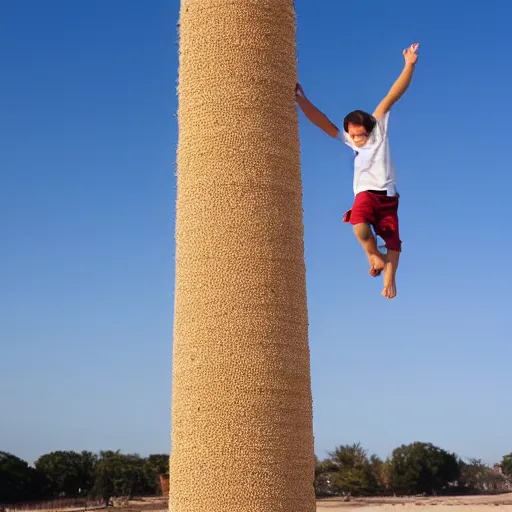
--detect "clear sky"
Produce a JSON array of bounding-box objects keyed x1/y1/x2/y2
[{"x1": 1, "y1": 0, "x2": 511, "y2": 467}]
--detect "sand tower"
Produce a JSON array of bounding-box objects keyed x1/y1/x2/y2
[{"x1": 170, "y1": 2, "x2": 315, "y2": 511}]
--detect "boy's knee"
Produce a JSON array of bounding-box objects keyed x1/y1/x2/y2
[
  {"x1": 353, "y1": 223, "x2": 373, "y2": 241},
  {"x1": 386, "y1": 239, "x2": 402, "y2": 252}
]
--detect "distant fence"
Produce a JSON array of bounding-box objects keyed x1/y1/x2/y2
[{"x1": 0, "y1": 498, "x2": 105, "y2": 512}]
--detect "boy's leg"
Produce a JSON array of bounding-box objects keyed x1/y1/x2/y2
[
  {"x1": 345, "y1": 192, "x2": 384, "y2": 276},
  {"x1": 375, "y1": 196, "x2": 401, "y2": 299},
  {"x1": 353, "y1": 223, "x2": 385, "y2": 276},
  {"x1": 382, "y1": 250, "x2": 400, "y2": 299}
]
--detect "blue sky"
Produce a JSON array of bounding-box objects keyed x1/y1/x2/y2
[{"x1": 1, "y1": 0, "x2": 511, "y2": 467}]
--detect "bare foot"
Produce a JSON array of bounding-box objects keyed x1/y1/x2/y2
[
  {"x1": 382, "y1": 263, "x2": 397, "y2": 298},
  {"x1": 381, "y1": 249, "x2": 399, "y2": 299},
  {"x1": 382, "y1": 277, "x2": 397, "y2": 299},
  {"x1": 368, "y1": 253, "x2": 385, "y2": 277}
]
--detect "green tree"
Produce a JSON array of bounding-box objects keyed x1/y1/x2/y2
[
  {"x1": 326, "y1": 443, "x2": 379, "y2": 496},
  {"x1": 389, "y1": 442, "x2": 460, "y2": 495},
  {"x1": 0, "y1": 452, "x2": 49, "y2": 503},
  {"x1": 458, "y1": 458, "x2": 507, "y2": 493},
  {"x1": 35, "y1": 450, "x2": 97, "y2": 497},
  {"x1": 92, "y1": 451, "x2": 159, "y2": 501},
  {"x1": 458, "y1": 458, "x2": 487, "y2": 491},
  {"x1": 367, "y1": 454, "x2": 390, "y2": 495},
  {"x1": 314, "y1": 457, "x2": 339, "y2": 497},
  {"x1": 80, "y1": 451, "x2": 98, "y2": 493},
  {"x1": 143, "y1": 454, "x2": 169, "y2": 495},
  {"x1": 145, "y1": 454, "x2": 168, "y2": 475},
  {"x1": 501, "y1": 453, "x2": 512, "y2": 477}
]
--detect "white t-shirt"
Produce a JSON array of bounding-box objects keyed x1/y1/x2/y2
[{"x1": 339, "y1": 112, "x2": 397, "y2": 197}]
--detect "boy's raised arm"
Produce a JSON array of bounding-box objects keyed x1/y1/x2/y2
[
  {"x1": 373, "y1": 43, "x2": 419, "y2": 119},
  {"x1": 295, "y1": 84, "x2": 340, "y2": 138}
]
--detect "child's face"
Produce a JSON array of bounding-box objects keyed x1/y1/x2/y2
[{"x1": 347, "y1": 123, "x2": 369, "y2": 147}]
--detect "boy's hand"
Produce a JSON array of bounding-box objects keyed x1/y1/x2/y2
[
  {"x1": 403, "y1": 43, "x2": 419, "y2": 65},
  {"x1": 373, "y1": 43, "x2": 419, "y2": 118},
  {"x1": 295, "y1": 83, "x2": 306, "y2": 100}
]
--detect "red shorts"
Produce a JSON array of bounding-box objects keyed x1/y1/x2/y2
[{"x1": 343, "y1": 191, "x2": 402, "y2": 252}]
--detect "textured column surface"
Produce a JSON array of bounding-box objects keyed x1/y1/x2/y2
[{"x1": 170, "y1": 1, "x2": 315, "y2": 511}]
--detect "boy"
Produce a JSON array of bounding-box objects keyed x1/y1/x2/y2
[{"x1": 296, "y1": 43, "x2": 419, "y2": 299}]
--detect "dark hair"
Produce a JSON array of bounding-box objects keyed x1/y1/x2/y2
[{"x1": 343, "y1": 110, "x2": 376, "y2": 134}]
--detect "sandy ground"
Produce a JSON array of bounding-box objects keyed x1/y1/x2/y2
[
  {"x1": 25, "y1": 495, "x2": 512, "y2": 512},
  {"x1": 120, "y1": 494, "x2": 512, "y2": 512},
  {"x1": 316, "y1": 494, "x2": 512, "y2": 511},
  {"x1": 11, "y1": 494, "x2": 512, "y2": 512}
]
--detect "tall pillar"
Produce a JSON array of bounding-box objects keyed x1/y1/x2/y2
[{"x1": 170, "y1": 1, "x2": 315, "y2": 511}]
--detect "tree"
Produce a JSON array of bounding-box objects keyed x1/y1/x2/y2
[
  {"x1": 314, "y1": 457, "x2": 339, "y2": 497},
  {"x1": 35, "y1": 450, "x2": 97, "y2": 497},
  {"x1": 458, "y1": 458, "x2": 487, "y2": 492},
  {"x1": 145, "y1": 454, "x2": 168, "y2": 476},
  {"x1": 92, "y1": 451, "x2": 159, "y2": 501},
  {"x1": 389, "y1": 442, "x2": 460, "y2": 495},
  {"x1": 170, "y1": 1, "x2": 315, "y2": 512},
  {"x1": 79, "y1": 451, "x2": 98, "y2": 493},
  {"x1": 324, "y1": 443, "x2": 386, "y2": 497},
  {"x1": 368, "y1": 454, "x2": 390, "y2": 494},
  {"x1": 0, "y1": 452, "x2": 49, "y2": 503},
  {"x1": 501, "y1": 453, "x2": 512, "y2": 477},
  {"x1": 327, "y1": 443, "x2": 370, "y2": 496},
  {"x1": 458, "y1": 458, "x2": 507, "y2": 493},
  {"x1": 143, "y1": 454, "x2": 169, "y2": 495},
  {"x1": 92, "y1": 451, "x2": 121, "y2": 503}
]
